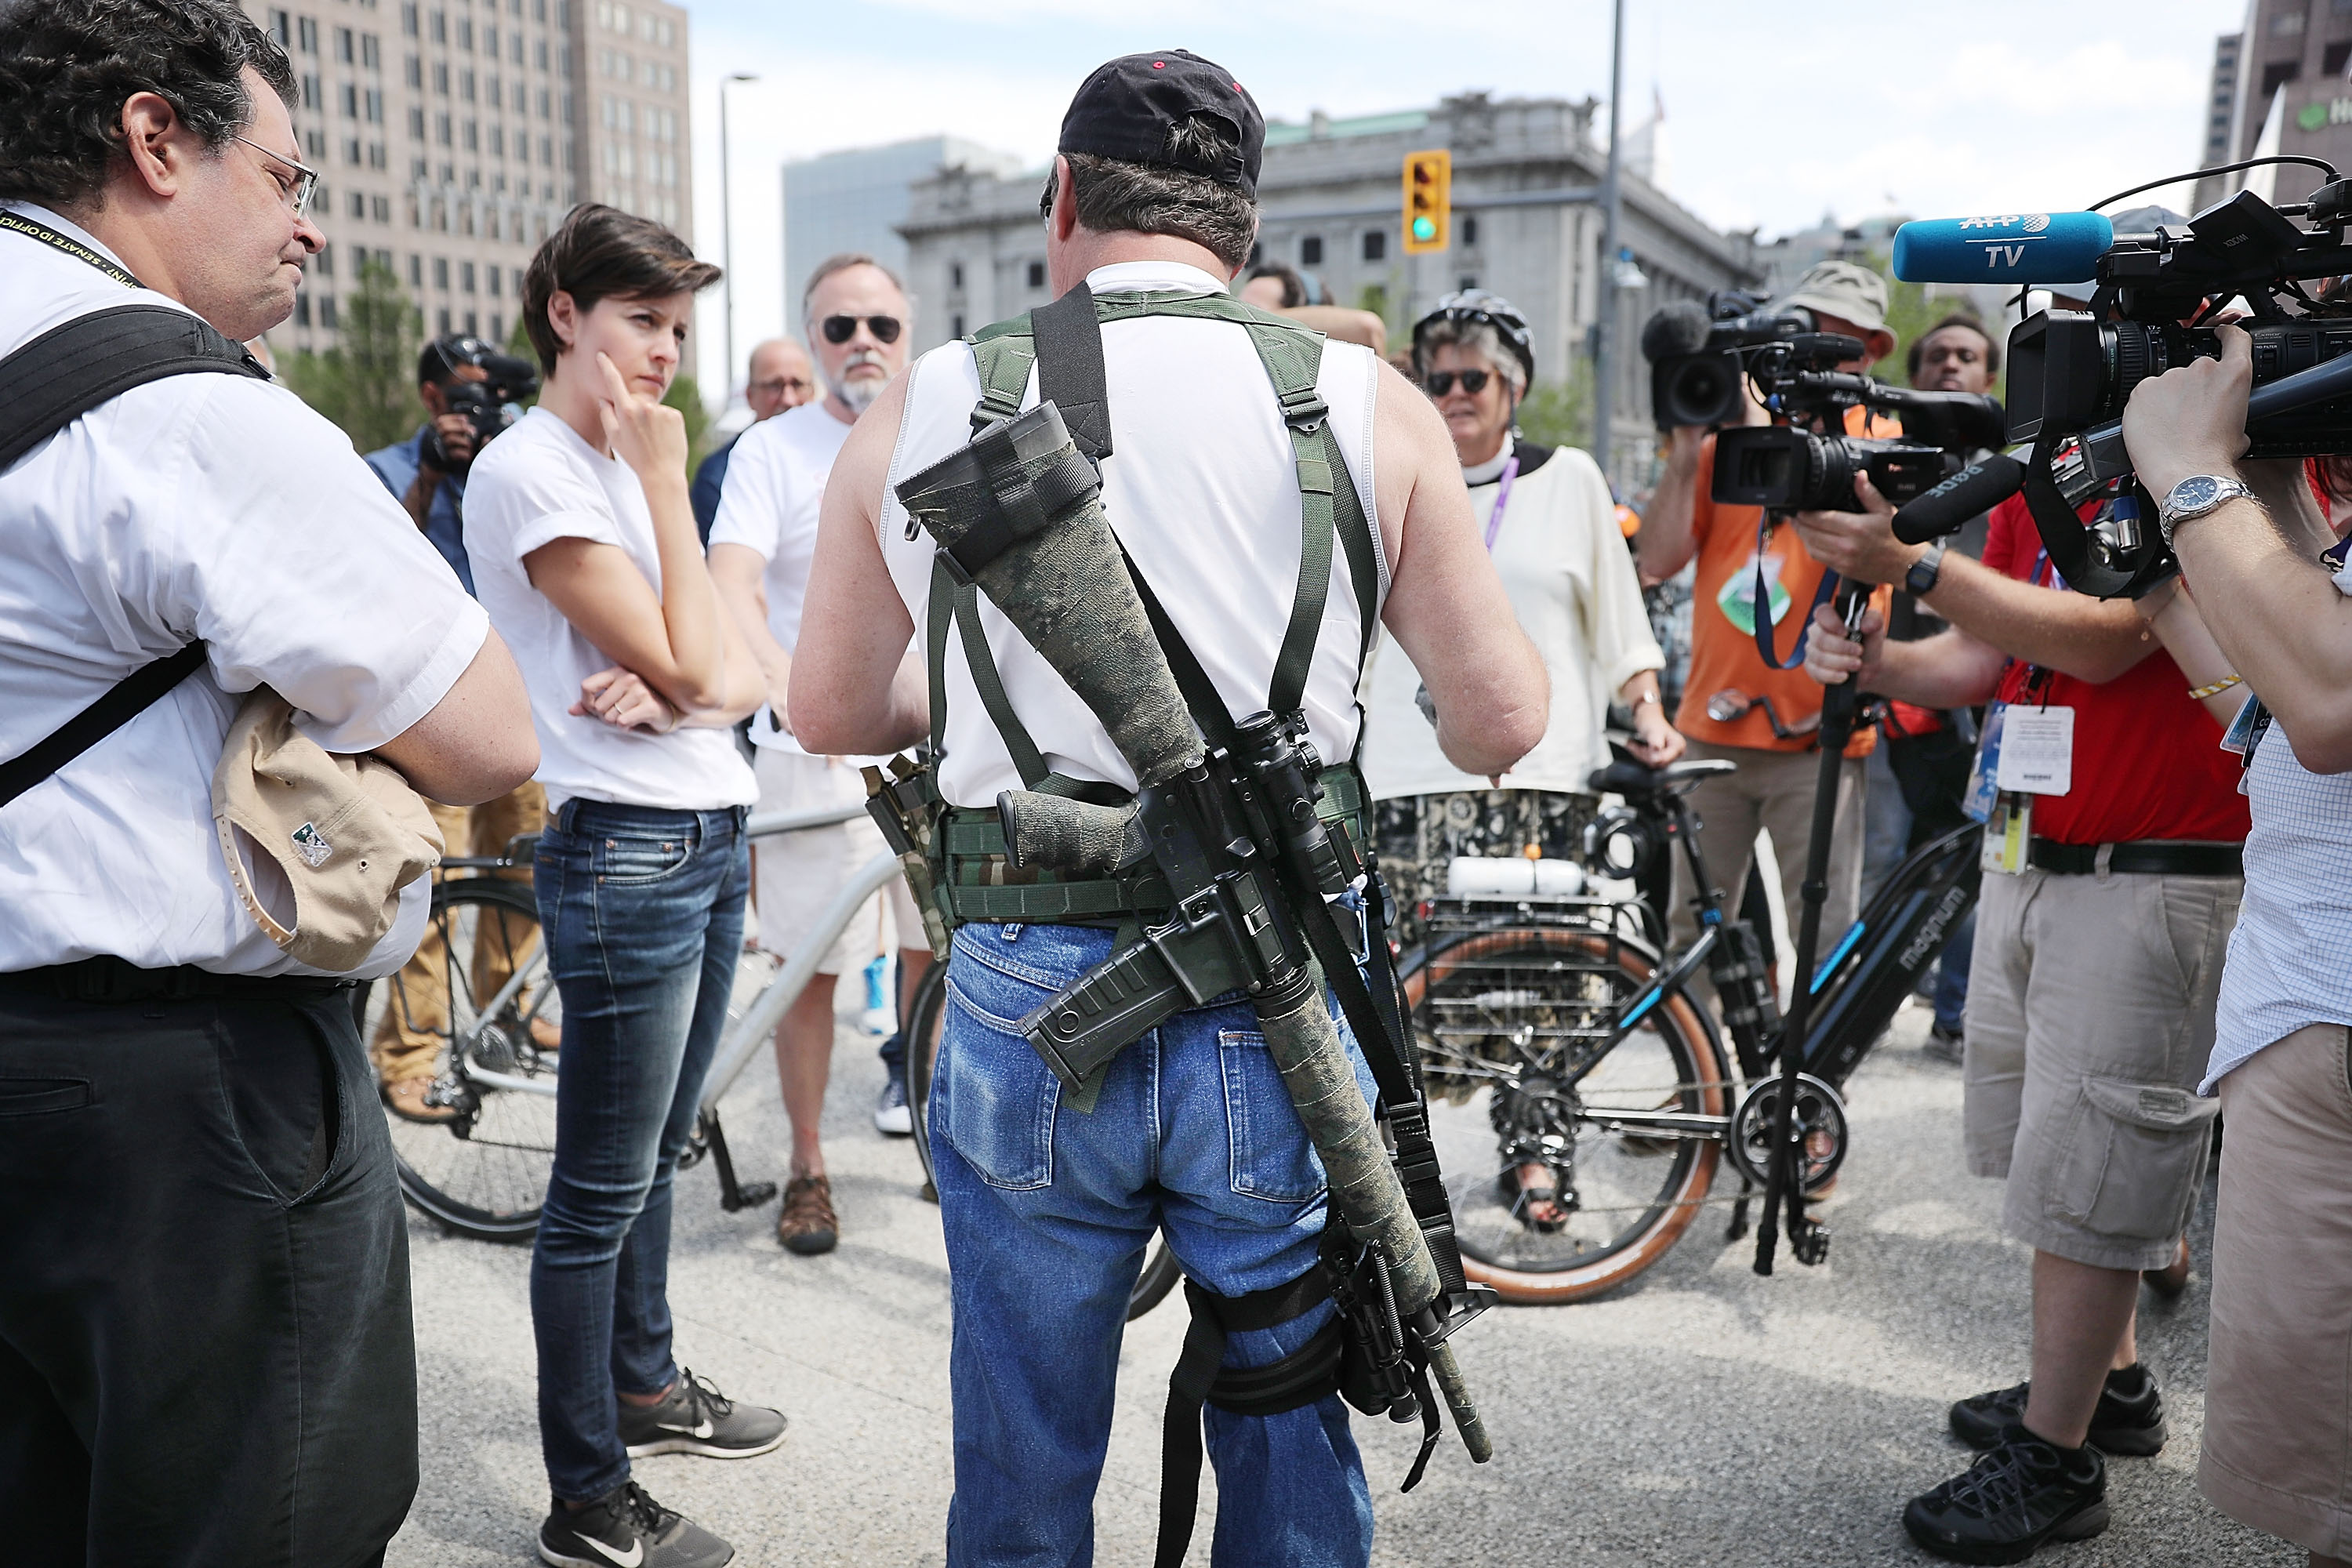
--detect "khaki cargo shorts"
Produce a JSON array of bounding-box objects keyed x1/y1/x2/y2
[
  {"x1": 753, "y1": 748, "x2": 925, "y2": 975},
  {"x1": 1962, "y1": 862, "x2": 2239, "y2": 1272},
  {"x1": 2199, "y1": 1022, "x2": 2352, "y2": 1557}
]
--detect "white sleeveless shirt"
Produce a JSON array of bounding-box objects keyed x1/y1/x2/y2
[{"x1": 876, "y1": 261, "x2": 1385, "y2": 808}]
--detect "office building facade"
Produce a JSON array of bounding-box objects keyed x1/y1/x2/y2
[
  {"x1": 782, "y1": 136, "x2": 1025, "y2": 325},
  {"x1": 247, "y1": 0, "x2": 691, "y2": 373},
  {"x1": 895, "y1": 92, "x2": 1760, "y2": 491}
]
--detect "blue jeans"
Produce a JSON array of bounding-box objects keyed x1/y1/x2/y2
[
  {"x1": 530, "y1": 799, "x2": 750, "y2": 1503},
  {"x1": 932, "y1": 920, "x2": 1375, "y2": 1568}
]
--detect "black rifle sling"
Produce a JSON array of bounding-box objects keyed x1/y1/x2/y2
[
  {"x1": 1030, "y1": 281, "x2": 1112, "y2": 464},
  {"x1": 0, "y1": 304, "x2": 264, "y2": 808}
]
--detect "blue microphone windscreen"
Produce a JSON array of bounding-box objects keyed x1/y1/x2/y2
[{"x1": 1891, "y1": 212, "x2": 2115, "y2": 285}]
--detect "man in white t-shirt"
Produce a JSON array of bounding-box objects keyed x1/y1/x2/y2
[
  {"x1": 0, "y1": 3, "x2": 534, "y2": 1559},
  {"x1": 710, "y1": 253, "x2": 930, "y2": 1256}
]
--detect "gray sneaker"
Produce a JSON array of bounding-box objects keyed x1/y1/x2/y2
[
  {"x1": 539, "y1": 1482, "x2": 732, "y2": 1568},
  {"x1": 616, "y1": 1368, "x2": 786, "y2": 1461}
]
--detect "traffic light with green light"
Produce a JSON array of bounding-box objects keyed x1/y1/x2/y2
[{"x1": 1403, "y1": 149, "x2": 1450, "y2": 254}]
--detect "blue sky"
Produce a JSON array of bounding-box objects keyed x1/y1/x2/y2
[{"x1": 684, "y1": 0, "x2": 2247, "y2": 392}]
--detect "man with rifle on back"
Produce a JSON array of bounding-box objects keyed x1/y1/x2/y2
[{"x1": 791, "y1": 49, "x2": 1544, "y2": 1563}]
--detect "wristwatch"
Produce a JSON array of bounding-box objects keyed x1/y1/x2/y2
[
  {"x1": 2157, "y1": 474, "x2": 2253, "y2": 548},
  {"x1": 1904, "y1": 539, "x2": 1947, "y2": 597}
]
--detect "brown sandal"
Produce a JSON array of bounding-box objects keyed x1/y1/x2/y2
[{"x1": 777, "y1": 1175, "x2": 838, "y2": 1256}]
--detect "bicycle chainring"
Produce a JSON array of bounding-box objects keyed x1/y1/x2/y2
[{"x1": 1726, "y1": 1073, "x2": 1849, "y2": 1194}]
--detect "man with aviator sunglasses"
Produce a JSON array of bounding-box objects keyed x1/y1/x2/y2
[{"x1": 710, "y1": 252, "x2": 931, "y2": 1258}]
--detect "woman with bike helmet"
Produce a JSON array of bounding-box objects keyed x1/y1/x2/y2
[
  {"x1": 1367, "y1": 290, "x2": 1683, "y2": 921},
  {"x1": 1365, "y1": 289, "x2": 1685, "y2": 1229}
]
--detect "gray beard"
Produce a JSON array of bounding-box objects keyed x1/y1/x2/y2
[{"x1": 833, "y1": 373, "x2": 884, "y2": 415}]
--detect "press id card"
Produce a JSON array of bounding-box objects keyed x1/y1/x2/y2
[
  {"x1": 1994, "y1": 706, "x2": 2074, "y2": 796},
  {"x1": 1963, "y1": 705, "x2": 2005, "y2": 823}
]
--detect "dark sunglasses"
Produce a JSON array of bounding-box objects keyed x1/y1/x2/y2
[
  {"x1": 1424, "y1": 368, "x2": 1492, "y2": 397},
  {"x1": 820, "y1": 314, "x2": 902, "y2": 345}
]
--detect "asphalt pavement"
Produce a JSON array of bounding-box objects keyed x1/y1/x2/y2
[{"x1": 388, "y1": 992, "x2": 2291, "y2": 1568}]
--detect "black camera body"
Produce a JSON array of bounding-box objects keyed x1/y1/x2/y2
[
  {"x1": 2011, "y1": 312, "x2": 2352, "y2": 459},
  {"x1": 1645, "y1": 290, "x2": 1812, "y2": 428},
  {"x1": 1712, "y1": 426, "x2": 1962, "y2": 512},
  {"x1": 423, "y1": 339, "x2": 540, "y2": 473}
]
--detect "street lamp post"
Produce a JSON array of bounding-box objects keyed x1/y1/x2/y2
[
  {"x1": 720, "y1": 72, "x2": 757, "y2": 408},
  {"x1": 1592, "y1": 0, "x2": 1627, "y2": 488}
]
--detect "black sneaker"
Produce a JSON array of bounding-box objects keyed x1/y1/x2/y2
[
  {"x1": 617, "y1": 1368, "x2": 786, "y2": 1461},
  {"x1": 539, "y1": 1481, "x2": 732, "y2": 1568},
  {"x1": 1948, "y1": 1365, "x2": 2166, "y2": 1456},
  {"x1": 1903, "y1": 1428, "x2": 2109, "y2": 1564},
  {"x1": 1923, "y1": 1021, "x2": 1965, "y2": 1064}
]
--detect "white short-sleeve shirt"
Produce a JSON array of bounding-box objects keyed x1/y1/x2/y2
[
  {"x1": 706, "y1": 398, "x2": 854, "y2": 754},
  {"x1": 462, "y1": 406, "x2": 757, "y2": 813},
  {"x1": 0, "y1": 205, "x2": 490, "y2": 976}
]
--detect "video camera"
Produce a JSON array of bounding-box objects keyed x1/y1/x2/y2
[
  {"x1": 1640, "y1": 292, "x2": 2006, "y2": 514},
  {"x1": 423, "y1": 335, "x2": 539, "y2": 472},
  {"x1": 1892, "y1": 169, "x2": 2352, "y2": 596}
]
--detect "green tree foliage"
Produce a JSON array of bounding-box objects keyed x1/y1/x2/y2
[
  {"x1": 663, "y1": 373, "x2": 713, "y2": 473},
  {"x1": 1515, "y1": 358, "x2": 1595, "y2": 453},
  {"x1": 277, "y1": 260, "x2": 425, "y2": 452}
]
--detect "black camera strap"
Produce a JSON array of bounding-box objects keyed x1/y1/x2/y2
[{"x1": 0, "y1": 303, "x2": 269, "y2": 806}]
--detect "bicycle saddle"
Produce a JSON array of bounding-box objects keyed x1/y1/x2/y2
[{"x1": 1586, "y1": 757, "x2": 1738, "y2": 798}]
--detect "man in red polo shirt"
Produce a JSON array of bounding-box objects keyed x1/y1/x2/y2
[{"x1": 1796, "y1": 485, "x2": 2247, "y2": 1563}]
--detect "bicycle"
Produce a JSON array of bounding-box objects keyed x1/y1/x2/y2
[
  {"x1": 1398, "y1": 749, "x2": 1981, "y2": 1304},
  {"x1": 366, "y1": 800, "x2": 901, "y2": 1243},
  {"x1": 370, "y1": 801, "x2": 1188, "y2": 1320}
]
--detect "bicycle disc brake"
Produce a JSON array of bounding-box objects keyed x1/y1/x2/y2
[{"x1": 1726, "y1": 1073, "x2": 1849, "y2": 1195}]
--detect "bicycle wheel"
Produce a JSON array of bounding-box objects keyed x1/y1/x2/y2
[
  {"x1": 367, "y1": 877, "x2": 561, "y2": 1243},
  {"x1": 1403, "y1": 924, "x2": 1730, "y2": 1304},
  {"x1": 907, "y1": 953, "x2": 1181, "y2": 1321}
]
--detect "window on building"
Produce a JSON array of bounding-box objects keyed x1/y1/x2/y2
[
  {"x1": 456, "y1": 15, "x2": 471, "y2": 47},
  {"x1": 302, "y1": 72, "x2": 321, "y2": 108},
  {"x1": 461, "y1": 260, "x2": 477, "y2": 292},
  {"x1": 305, "y1": 128, "x2": 326, "y2": 159},
  {"x1": 318, "y1": 243, "x2": 333, "y2": 277},
  {"x1": 1361, "y1": 230, "x2": 1386, "y2": 262},
  {"x1": 408, "y1": 105, "x2": 425, "y2": 135},
  {"x1": 483, "y1": 23, "x2": 497, "y2": 51},
  {"x1": 460, "y1": 68, "x2": 475, "y2": 100},
  {"x1": 1458, "y1": 274, "x2": 1478, "y2": 291},
  {"x1": 293, "y1": 293, "x2": 310, "y2": 326},
  {"x1": 1300, "y1": 234, "x2": 1323, "y2": 266},
  {"x1": 463, "y1": 308, "x2": 478, "y2": 334},
  {"x1": 362, "y1": 33, "x2": 380, "y2": 67},
  {"x1": 372, "y1": 193, "x2": 391, "y2": 220},
  {"x1": 366, "y1": 87, "x2": 383, "y2": 122},
  {"x1": 430, "y1": 9, "x2": 445, "y2": 41},
  {"x1": 2328, "y1": 39, "x2": 2352, "y2": 74},
  {"x1": 408, "y1": 252, "x2": 423, "y2": 285},
  {"x1": 343, "y1": 136, "x2": 361, "y2": 165},
  {"x1": 437, "y1": 306, "x2": 451, "y2": 332},
  {"x1": 370, "y1": 141, "x2": 386, "y2": 168},
  {"x1": 488, "y1": 263, "x2": 502, "y2": 296},
  {"x1": 401, "y1": 2, "x2": 416, "y2": 34},
  {"x1": 339, "y1": 82, "x2": 358, "y2": 116},
  {"x1": 433, "y1": 60, "x2": 448, "y2": 93},
  {"x1": 491, "y1": 310, "x2": 504, "y2": 341},
  {"x1": 2275, "y1": 8, "x2": 2307, "y2": 33},
  {"x1": 2263, "y1": 60, "x2": 2303, "y2": 97},
  {"x1": 1027, "y1": 260, "x2": 1047, "y2": 289},
  {"x1": 433, "y1": 256, "x2": 449, "y2": 288},
  {"x1": 535, "y1": 37, "x2": 548, "y2": 69},
  {"x1": 1461, "y1": 215, "x2": 1479, "y2": 246},
  {"x1": 298, "y1": 15, "x2": 318, "y2": 51},
  {"x1": 435, "y1": 111, "x2": 452, "y2": 143},
  {"x1": 949, "y1": 260, "x2": 964, "y2": 289},
  {"x1": 406, "y1": 53, "x2": 422, "y2": 85},
  {"x1": 335, "y1": 24, "x2": 354, "y2": 60},
  {"x1": 951, "y1": 312, "x2": 965, "y2": 338},
  {"x1": 489, "y1": 125, "x2": 503, "y2": 155},
  {"x1": 321, "y1": 296, "x2": 337, "y2": 330}
]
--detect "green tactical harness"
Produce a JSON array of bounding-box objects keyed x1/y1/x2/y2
[{"x1": 912, "y1": 289, "x2": 1383, "y2": 932}]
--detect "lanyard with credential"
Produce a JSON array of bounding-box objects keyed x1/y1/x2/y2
[
  {"x1": 0, "y1": 209, "x2": 140, "y2": 289},
  {"x1": 1480, "y1": 456, "x2": 1521, "y2": 553},
  {"x1": 1751, "y1": 512, "x2": 1842, "y2": 670}
]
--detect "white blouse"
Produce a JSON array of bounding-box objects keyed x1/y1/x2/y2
[{"x1": 1362, "y1": 441, "x2": 1664, "y2": 800}]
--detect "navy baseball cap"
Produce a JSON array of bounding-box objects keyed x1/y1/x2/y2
[{"x1": 1058, "y1": 50, "x2": 1265, "y2": 198}]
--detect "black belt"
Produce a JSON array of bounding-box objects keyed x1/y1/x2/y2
[
  {"x1": 2026, "y1": 838, "x2": 2244, "y2": 877},
  {"x1": 0, "y1": 955, "x2": 354, "y2": 1004}
]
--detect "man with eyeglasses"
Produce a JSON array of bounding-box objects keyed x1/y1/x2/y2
[
  {"x1": 0, "y1": 0, "x2": 535, "y2": 1561},
  {"x1": 709, "y1": 253, "x2": 931, "y2": 1256},
  {"x1": 690, "y1": 336, "x2": 815, "y2": 542}
]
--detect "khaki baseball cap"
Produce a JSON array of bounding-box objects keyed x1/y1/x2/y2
[
  {"x1": 212, "y1": 690, "x2": 445, "y2": 973},
  {"x1": 1778, "y1": 260, "x2": 1891, "y2": 336}
]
